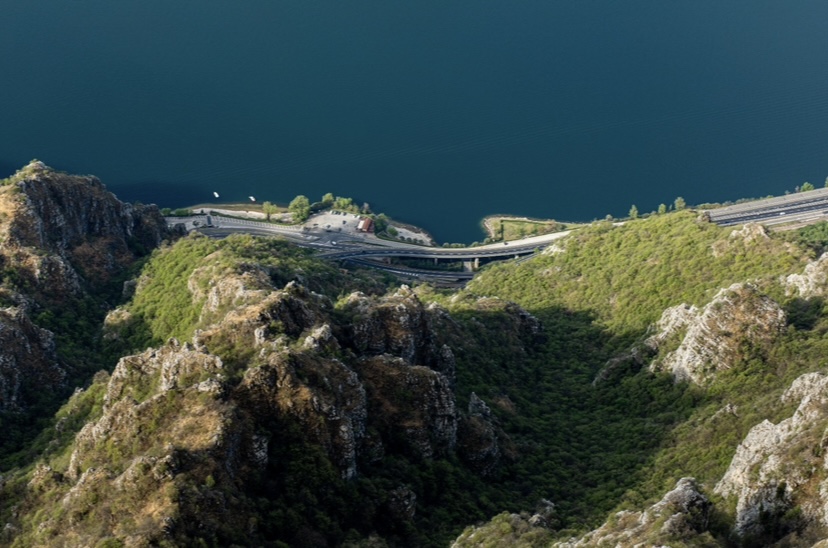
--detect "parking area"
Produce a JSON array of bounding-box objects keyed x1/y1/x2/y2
[{"x1": 307, "y1": 211, "x2": 363, "y2": 234}]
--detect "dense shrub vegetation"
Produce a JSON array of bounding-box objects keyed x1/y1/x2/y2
[
  {"x1": 470, "y1": 213, "x2": 806, "y2": 338},
  {"x1": 112, "y1": 233, "x2": 391, "y2": 352},
  {"x1": 6, "y1": 208, "x2": 828, "y2": 546},
  {"x1": 442, "y1": 213, "x2": 826, "y2": 542}
]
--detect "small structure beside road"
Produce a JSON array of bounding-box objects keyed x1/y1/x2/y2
[{"x1": 357, "y1": 218, "x2": 374, "y2": 233}]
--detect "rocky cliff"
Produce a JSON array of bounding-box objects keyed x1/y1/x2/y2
[
  {"x1": 785, "y1": 253, "x2": 828, "y2": 298},
  {"x1": 2, "y1": 230, "x2": 537, "y2": 546},
  {"x1": 647, "y1": 283, "x2": 786, "y2": 384},
  {"x1": 714, "y1": 372, "x2": 828, "y2": 542},
  {"x1": 0, "y1": 305, "x2": 63, "y2": 411},
  {"x1": 0, "y1": 161, "x2": 169, "y2": 411},
  {"x1": 553, "y1": 478, "x2": 713, "y2": 547},
  {"x1": 1, "y1": 161, "x2": 167, "y2": 295}
]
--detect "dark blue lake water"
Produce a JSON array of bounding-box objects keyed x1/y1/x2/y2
[{"x1": 3, "y1": 1, "x2": 828, "y2": 242}]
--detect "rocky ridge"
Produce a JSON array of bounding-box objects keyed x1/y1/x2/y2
[
  {"x1": 785, "y1": 252, "x2": 828, "y2": 298},
  {"x1": 1, "y1": 161, "x2": 167, "y2": 293},
  {"x1": 0, "y1": 161, "x2": 169, "y2": 411},
  {"x1": 646, "y1": 283, "x2": 786, "y2": 384},
  {"x1": 2, "y1": 230, "x2": 543, "y2": 545},
  {"x1": 552, "y1": 478, "x2": 712, "y2": 547},
  {"x1": 715, "y1": 372, "x2": 828, "y2": 540}
]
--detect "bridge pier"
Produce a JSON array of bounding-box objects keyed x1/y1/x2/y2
[{"x1": 462, "y1": 258, "x2": 480, "y2": 272}]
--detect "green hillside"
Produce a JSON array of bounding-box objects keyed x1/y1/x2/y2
[{"x1": 5, "y1": 199, "x2": 828, "y2": 546}]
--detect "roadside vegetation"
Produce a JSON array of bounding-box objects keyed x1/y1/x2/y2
[{"x1": 472, "y1": 212, "x2": 806, "y2": 336}]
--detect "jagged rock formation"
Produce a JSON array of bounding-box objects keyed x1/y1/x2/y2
[
  {"x1": 1, "y1": 161, "x2": 167, "y2": 294},
  {"x1": 238, "y1": 350, "x2": 368, "y2": 479},
  {"x1": 190, "y1": 270, "x2": 472, "y2": 475},
  {"x1": 715, "y1": 372, "x2": 828, "y2": 540},
  {"x1": 456, "y1": 393, "x2": 501, "y2": 476},
  {"x1": 647, "y1": 283, "x2": 786, "y2": 384},
  {"x1": 25, "y1": 340, "x2": 254, "y2": 546},
  {"x1": 552, "y1": 478, "x2": 712, "y2": 547},
  {"x1": 0, "y1": 162, "x2": 169, "y2": 410},
  {"x1": 785, "y1": 252, "x2": 828, "y2": 298},
  {"x1": 1, "y1": 231, "x2": 542, "y2": 545},
  {"x1": 0, "y1": 306, "x2": 64, "y2": 410},
  {"x1": 357, "y1": 354, "x2": 457, "y2": 460},
  {"x1": 344, "y1": 286, "x2": 458, "y2": 379}
]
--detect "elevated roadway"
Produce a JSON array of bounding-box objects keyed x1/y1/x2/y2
[
  {"x1": 168, "y1": 214, "x2": 569, "y2": 260},
  {"x1": 166, "y1": 214, "x2": 572, "y2": 283}
]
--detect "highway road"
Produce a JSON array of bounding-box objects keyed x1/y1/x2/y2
[
  {"x1": 168, "y1": 189, "x2": 828, "y2": 286},
  {"x1": 346, "y1": 258, "x2": 475, "y2": 284},
  {"x1": 168, "y1": 214, "x2": 570, "y2": 260},
  {"x1": 707, "y1": 188, "x2": 828, "y2": 228},
  {"x1": 165, "y1": 213, "x2": 573, "y2": 283}
]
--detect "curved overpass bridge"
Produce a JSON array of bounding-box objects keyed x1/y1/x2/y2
[
  {"x1": 167, "y1": 214, "x2": 570, "y2": 283},
  {"x1": 168, "y1": 215, "x2": 567, "y2": 259},
  {"x1": 314, "y1": 242, "x2": 542, "y2": 261}
]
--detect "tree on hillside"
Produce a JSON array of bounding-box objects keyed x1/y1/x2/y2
[
  {"x1": 674, "y1": 197, "x2": 686, "y2": 210},
  {"x1": 288, "y1": 195, "x2": 311, "y2": 223},
  {"x1": 801, "y1": 182, "x2": 815, "y2": 192},
  {"x1": 262, "y1": 201, "x2": 278, "y2": 221},
  {"x1": 629, "y1": 205, "x2": 639, "y2": 219},
  {"x1": 321, "y1": 192, "x2": 335, "y2": 205},
  {"x1": 373, "y1": 214, "x2": 389, "y2": 234},
  {"x1": 658, "y1": 203, "x2": 667, "y2": 215}
]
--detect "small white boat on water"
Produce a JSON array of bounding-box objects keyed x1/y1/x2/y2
[
  {"x1": 213, "y1": 191, "x2": 220, "y2": 198},
  {"x1": 249, "y1": 196, "x2": 256, "y2": 202}
]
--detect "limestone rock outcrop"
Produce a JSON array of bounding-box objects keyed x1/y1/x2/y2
[
  {"x1": 715, "y1": 372, "x2": 828, "y2": 539},
  {"x1": 1, "y1": 161, "x2": 167, "y2": 294},
  {"x1": 647, "y1": 283, "x2": 786, "y2": 384},
  {"x1": 68, "y1": 340, "x2": 229, "y2": 482},
  {"x1": 45, "y1": 340, "x2": 253, "y2": 546},
  {"x1": 784, "y1": 252, "x2": 828, "y2": 298},
  {"x1": 345, "y1": 286, "x2": 446, "y2": 367},
  {"x1": 357, "y1": 355, "x2": 457, "y2": 460},
  {"x1": 553, "y1": 478, "x2": 712, "y2": 547},
  {"x1": 237, "y1": 351, "x2": 367, "y2": 479}
]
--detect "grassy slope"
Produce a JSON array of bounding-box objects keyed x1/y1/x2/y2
[
  {"x1": 114, "y1": 232, "x2": 391, "y2": 352},
  {"x1": 449, "y1": 212, "x2": 817, "y2": 538}
]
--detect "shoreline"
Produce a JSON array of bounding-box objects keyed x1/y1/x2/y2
[
  {"x1": 183, "y1": 203, "x2": 574, "y2": 245},
  {"x1": 481, "y1": 214, "x2": 578, "y2": 240},
  {"x1": 186, "y1": 202, "x2": 437, "y2": 245}
]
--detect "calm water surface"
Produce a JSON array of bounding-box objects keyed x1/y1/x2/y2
[{"x1": 3, "y1": 1, "x2": 828, "y2": 242}]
